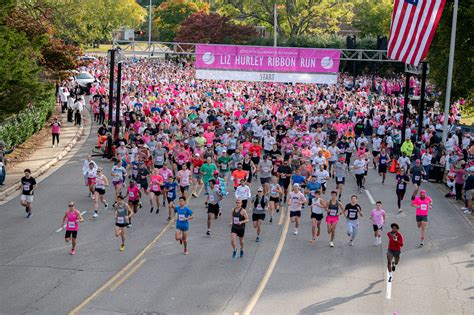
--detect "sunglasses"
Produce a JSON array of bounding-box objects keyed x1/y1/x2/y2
[{"x1": 69, "y1": 204, "x2": 74, "y2": 207}]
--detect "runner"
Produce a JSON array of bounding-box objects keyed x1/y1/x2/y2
[
  {"x1": 114, "y1": 194, "x2": 133, "y2": 251},
  {"x1": 315, "y1": 164, "x2": 329, "y2": 195},
  {"x1": 277, "y1": 160, "x2": 292, "y2": 201},
  {"x1": 230, "y1": 199, "x2": 249, "y2": 260},
  {"x1": 352, "y1": 155, "x2": 366, "y2": 192},
  {"x1": 310, "y1": 190, "x2": 327, "y2": 243},
  {"x1": 19, "y1": 169, "x2": 36, "y2": 218},
  {"x1": 62, "y1": 201, "x2": 84, "y2": 255},
  {"x1": 93, "y1": 168, "x2": 109, "y2": 218},
  {"x1": 326, "y1": 191, "x2": 344, "y2": 247},
  {"x1": 258, "y1": 155, "x2": 273, "y2": 195},
  {"x1": 396, "y1": 168, "x2": 410, "y2": 212},
  {"x1": 149, "y1": 169, "x2": 164, "y2": 214},
  {"x1": 164, "y1": 176, "x2": 178, "y2": 221},
  {"x1": 127, "y1": 180, "x2": 141, "y2": 225},
  {"x1": 175, "y1": 197, "x2": 194, "y2": 255},
  {"x1": 206, "y1": 179, "x2": 223, "y2": 236},
  {"x1": 343, "y1": 195, "x2": 363, "y2": 246},
  {"x1": 111, "y1": 160, "x2": 127, "y2": 194},
  {"x1": 176, "y1": 163, "x2": 192, "y2": 199},
  {"x1": 268, "y1": 176, "x2": 283, "y2": 222},
  {"x1": 231, "y1": 163, "x2": 248, "y2": 190},
  {"x1": 370, "y1": 201, "x2": 386, "y2": 246},
  {"x1": 378, "y1": 147, "x2": 390, "y2": 184},
  {"x1": 235, "y1": 179, "x2": 251, "y2": 209},
  {"x1": 410, "y1": 159, "x2": 425, "y2": 200},
  {"x1": 85, "y1": 162, "x2": 98, "y2": 199},
  {"x1": 190, "y1": 153, "x2": 204, "y2": 197},
  {"x1": 411, "y1": 190, "x2": 433, "y2": 246},
  {"x1": 251, "y1": 187, "x2": 269, "y2": 242},
  {"x1": 200, "y1": 157, "x2": 217, "y2": 194},
  {"x1": 288, "y1": 183, "x2": 306, "y2": 235},
  {"x1": 334, "y1": 157, "x2": 347, "y2": 200},
  {"x1": 158, "y1": 165, "x2": 173, "y2": 207},
  {"x1": 387, "y1": 223, "x2": 404, "y2": 282}
]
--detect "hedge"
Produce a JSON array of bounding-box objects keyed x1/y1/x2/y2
[
  {"x1": 0, "y1": 89, "x2": 56, "y2": 148},
  {"x1": 249, "y1": 35, "x2": 380, "y2": 50}
]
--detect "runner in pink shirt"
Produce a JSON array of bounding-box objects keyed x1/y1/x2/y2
[
  {"x1": 370, "y1": 201, "x2": 386, "y2": 246},
  {"x1": 62, "y1": 201, "x2": 84, "y2": 255},
  {"x1": 410, "y1": 190, "x2": 433, "y2": 246},
  {"x1": 127, "y1": 181, "x2": 141, "y2": 224}
]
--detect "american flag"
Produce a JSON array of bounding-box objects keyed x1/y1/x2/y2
[{"x1": 388, "y1": 0, "x2": 446, "y2": 66}]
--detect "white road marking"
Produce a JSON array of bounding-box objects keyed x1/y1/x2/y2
[
  {"x1": 365, "y1": 189, "x2": 376, "y2": 205},
  {"x1": 386, "y1": 271, "x2": 392, "y2": 299}
]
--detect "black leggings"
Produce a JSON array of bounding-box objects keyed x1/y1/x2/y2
[
  {"x1": 396, "y1": 189, "x2": 406, "y2": 209},
  {"x1": 52, "y1": 133, "x2": 59, "y2": 145},
  {"x1": 455, "y1": 183, "x2": 464, "y2": 201},
  {"x1": 355, "y1": 174, "x2": 364, "y2": 188}
]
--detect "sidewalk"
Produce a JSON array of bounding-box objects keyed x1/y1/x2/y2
[{"x1": 0, "y1": 105, "x2": 92, "y2": 201}]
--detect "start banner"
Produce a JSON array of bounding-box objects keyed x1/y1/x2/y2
[{"x1": 195, "y1": 44, "x2": 340, "y2": 84}]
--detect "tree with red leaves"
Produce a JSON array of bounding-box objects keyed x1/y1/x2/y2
[{"x1": 175, "y1": 12, "x2": 257, "y2": 45}]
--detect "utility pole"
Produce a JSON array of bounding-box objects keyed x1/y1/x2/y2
[
  {"x1": 107, "y1": 49, "x2": 116, "y2": 132},
  {"x1": 148, "y1": 0, "x2": 153, "y2": 46},
  {"x1": 417, "y1": 62, "x2": 428, "y2": 141},
  {"x1": 442, "y1": 0, "x2": 458, "y2": 143},
  {"x1": 115, "y1": 50, "x2": 124, "y2": 141},
  {"x1": 401, "y1": 72, "x2": 410, "y2": 143}
]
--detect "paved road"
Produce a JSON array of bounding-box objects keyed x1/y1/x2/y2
[{"x1": 0, "y1": 124, "x2": 472, "y2": 314}]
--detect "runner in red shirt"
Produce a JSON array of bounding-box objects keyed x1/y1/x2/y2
[
  {"x1": 249, "y1": 139, "x2": 263, "y2": 166},
  {"x1": 191, "y1": 153, "x2": 204, "y2": 197},
  {"x1": 387, "y1": 223, "x2": 404, "y2": 282}
]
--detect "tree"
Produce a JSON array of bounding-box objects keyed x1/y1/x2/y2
[
  {"x1": 215, "y1": 0, "x2": 354, "y2": 39},
  {"x1": 175, "y1": 12, "x2": 257, "y2": 44},
  {"x1": 428, "y1": 1, "x2": 473, "y2": 108},
  {"x1": 154, "y1": 0, "x2": 209, "y2": 42},
  {"x1": 352, "y1": 0, "x2": 392, "y2": 37}
]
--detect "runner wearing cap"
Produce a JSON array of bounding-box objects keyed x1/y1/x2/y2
[
  {"x1": 268, "y1": 176, "x2": 283, "y2": 222},
  {"x1": 231, "y1": 164, "x2": 248, "y2": 190},
  {"x1": 19, "y1": 169, "x2": 37, "y2": 218},
  {"x1": 175, "y1": 197, "x2": 193, "y2": 255},
  {"x1": 206, "y1": 179, "x2": 223, "y2": 236},
  {"x1": 377, "y1": 147, "x2": 390, "y2": 184},
  {"x1": 334, "y1": 157, "x2": 347, "y2": 200},
  {"x1": 251, "y1": 187, "x2": 269, "y2": 242},
  {"x1": 411, "y1": 189, "x2": 433, "y2": 246},
  {"x1": 93, "y1": 168, "x2": 109, "y2": 218},
  {"x1": 114, "y1": 194, "x2": 133, "y2": 251},
  {"x1": 288, "y1": 183, "x2": 306, "y2": 235},
  {"x1": 410, "y1": 159, "x2": 425, "y2": 200},
  {"x1": 387, "y1": 223, "x2": 404, "y2": 282},
  {"x1": 310, "y1": 190, "x2": 326, "y2": 243},
  {"x1": 62, "y1": 201, "x2": 84, "y2": 255}
]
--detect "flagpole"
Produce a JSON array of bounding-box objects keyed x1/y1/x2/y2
[{"x1": 441, "y1": 0, "x2": 458, "y2": 143}]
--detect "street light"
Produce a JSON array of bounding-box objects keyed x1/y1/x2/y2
[
  {"x1": 114, "y1": 49, "x2": 125, "y2": 141},
  {"x1": 107, "y1": 49, "x2": 116, "y2": 131}
]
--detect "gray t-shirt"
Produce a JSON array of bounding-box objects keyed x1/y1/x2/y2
[
  {"x1": 335, "y1": 162, "x2": 347, "y2": 178},
  {"x1": 259, "y1": 159, "x2": 273, "y2": 178},
  {"x1": 153, "y1": 148, "x2": 167, "y2": 166},
  {"x1": 208, "y1": 187, "x2": 221, "y2": 205},
  {"x1": 251, "y1": 195, "x2": 268, "y2": 214}
]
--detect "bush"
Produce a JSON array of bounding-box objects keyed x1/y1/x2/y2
[
  {"x1": 0, "y1": 89, "x2": 55, "y2": 148},
  {"x1": 249, "y1": 35, "x2": 378, "y2": 50}
]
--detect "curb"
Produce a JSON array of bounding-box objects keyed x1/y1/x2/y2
[
  {"x1": 432, "y1": 181, "x2": 474, "y2": 229},
  {"x1": 0, "y1": 110, "x2": 90, "y2": 201}
]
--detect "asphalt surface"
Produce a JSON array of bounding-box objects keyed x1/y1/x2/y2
[{"x1": 0, "y1": 124, "x2": 472, "y2": 315}]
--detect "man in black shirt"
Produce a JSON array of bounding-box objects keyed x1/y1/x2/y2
[
  {"x1": 277, "y1": 160, "x2": 292, "y2": 201},
  {"x1": 19, "y1": 169, "x2": 37, "y2": 218}
]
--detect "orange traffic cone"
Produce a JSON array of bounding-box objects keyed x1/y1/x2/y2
[{"x1": 389, "y1": 159, "x2": 398, "y2": 173}]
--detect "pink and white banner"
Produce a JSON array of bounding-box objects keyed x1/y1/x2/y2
[{"x1": 195, "y1": 44, "x2": 340, "y2": 84}]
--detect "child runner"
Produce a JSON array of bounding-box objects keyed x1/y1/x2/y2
[
  {"x1": 164, "y1": 176, "x2": 178, "y2": 221},
  {"x1": 175, "y1": 197, "x2": 194, "y2": 255}
]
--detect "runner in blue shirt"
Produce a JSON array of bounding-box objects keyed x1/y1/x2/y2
[
  {"x1": 306, "y1": 175, "x2": 321, "y2": 206},
  {"x1": 175, "y1": 197, "x2": 193, "y2": 255},
  {"x1": 164, "y1": 177, "x2": 178, "y2": 221}
]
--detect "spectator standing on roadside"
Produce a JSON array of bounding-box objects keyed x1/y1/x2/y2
[
  {"x1": 67, "y1": 94, "x2": 75, "y2": 122},
  {"x1": 74, "y1": 96, "x2": 84, "y2": 126},
  {"x1": 50, "y1": 116, "x2": 61, "y2": 148},
  {"x1": 0, "y1": 140, "x2": 14, "y2": 185},
  {"x1": 59, "y1": 85, "x2": 69, "y2": 113},
  {"x1": 462, "y1": 167, "x2": 474, "y2": 214}
]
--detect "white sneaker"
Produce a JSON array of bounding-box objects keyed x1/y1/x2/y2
[
  {"x1": 92, "y1": 212, "x2": 98, "y2": 218},
  {"x1": 373, "y1": 238, "x2": 379, "y2": 246},
  {"x1": 330, "y1": 241, "x2": 334, "y2": 247},
  {"x1": 378, "y1": 237, "x2": 382, "y2": 245},
  {"x1": 293, "y1": 229, "x2": 298, "y2": 235},
  {"x1": 350, "y1": 240, "x2": 354, "y2": 246},
  {"x1": 104, "y1": 203, "x2": 109, "y2": 210},
  {"x1": 461, "y1": 207, "x2": 468, "y2": 210}
]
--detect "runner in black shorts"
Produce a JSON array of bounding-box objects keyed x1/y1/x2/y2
[
  {"x1": 387, "y1": 223, "x2": 404, "y2": 282},
  {"x1": 395, "y1": 169, "x2": 410, "y2": 212},
  {"x1": 230, "y1": 200, "x2": 249, "y2": 260},
  {"x1": 378, "y1": 147, "x2": 389, "y2": 184},
  {"x1": 251, "y1": 187, "x2": 268, "y2": 242}
]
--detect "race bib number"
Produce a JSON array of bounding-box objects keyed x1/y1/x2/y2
[
  {"x1": 178, "y1": 214, "x2": 186, "y2": 221},
  {"x1": 208, "y1": 195, "x2": 215, "y2": 202},
  {"x1": 256, "y1": 205, "x2": 263, "y2": 210},
  {"x1": 117, "y1": 217, "x2": 125, "y2": 224},
  {"x1": 262, "y1": 167, "x2": 269, "y2": 173},
  {"x1": 178, "y1": 159, "x2": 184, "y2": 165},
  {"x1": 167, "y1": 192, "x2": 174, "y2": 198},
  {"x1": 420, "y1": 204, "x2": 427, "y2": 211},
  {"x1": 281, "y1": 174, "x2": 286, "y2": 178},
  {"x1": 233, "y1": 217, "x2": 240, "y2": 224},
  {"x1": 129, "y1": 192, "x2": 135, "y2": 198},
  {"x1": 194, "y1": 167, "x2": 199, "y2": 174},
  {"x1": 398, "y1": 184, "x2": 404, "y2": 190},
  {"x1": 414, "y1": 175, "x2": 420, "y2": 181},
  {"x1": 136, "y1": 183, "x2": 141, "y2": 189},
  {"x1": 67, "y1": 221, "x2": 76, "y2": 229},
  {"x1": 381, "y1": 160, "x2": 386, "y2": 164},
  {"x1": 152, "y1": 185, "x2": 159, "y2": 191},
  {"x1": 23, "y1": 184, "x2": 30, "y2": 191},
  {"x1": 221, "y1": 164, "x2": 227, "y2": 170},
  {"x1": 329, "y1": 210, "x2": 337, "y2": 216},
  {"x1": 156, "y1": 156, "x2": 163, "y2": 162},
  {"x1": 337, "y1": 177, "x2": 343, "y2": 182},
  {"x1": 349, "y1": 211, "x2": 356, "y2": 219}
]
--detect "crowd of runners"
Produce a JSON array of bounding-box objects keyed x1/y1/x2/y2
[{"x1": 16, "y1": 58, "x2": 474, "y2": 283}]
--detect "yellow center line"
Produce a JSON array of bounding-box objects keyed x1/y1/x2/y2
[
  {"x1": 69, "y1": 220, "x2": 174, "y2": 315},
  {"x1": 278, "y1": 205, "x2": 286, "y2": 225},
  {"x1": 110, "y1": 258, "x2": 147, "y2": 292},
  {"x1": 243, "y1": 207, "x2": 290, "y2": 315}
]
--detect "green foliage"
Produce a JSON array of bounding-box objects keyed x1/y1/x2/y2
[
  {"x1": 352, "y1": 0, "x2": 392, "y2": 37},
  {"x1": 154, "y1": 0, "x2": 209, "y2": 42},
  {"x1": 175, "y1": 12, "x2": 257, "y2": 44},
  {"x1": 0, "y1": 89, "x2": 55, "y2": 148},
  {"x1": 428, "y1": 1, "x2": 473, "y2": 108},
  {"x1": 249, "y1": 34, "x2": 378, "y2": 49}
]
